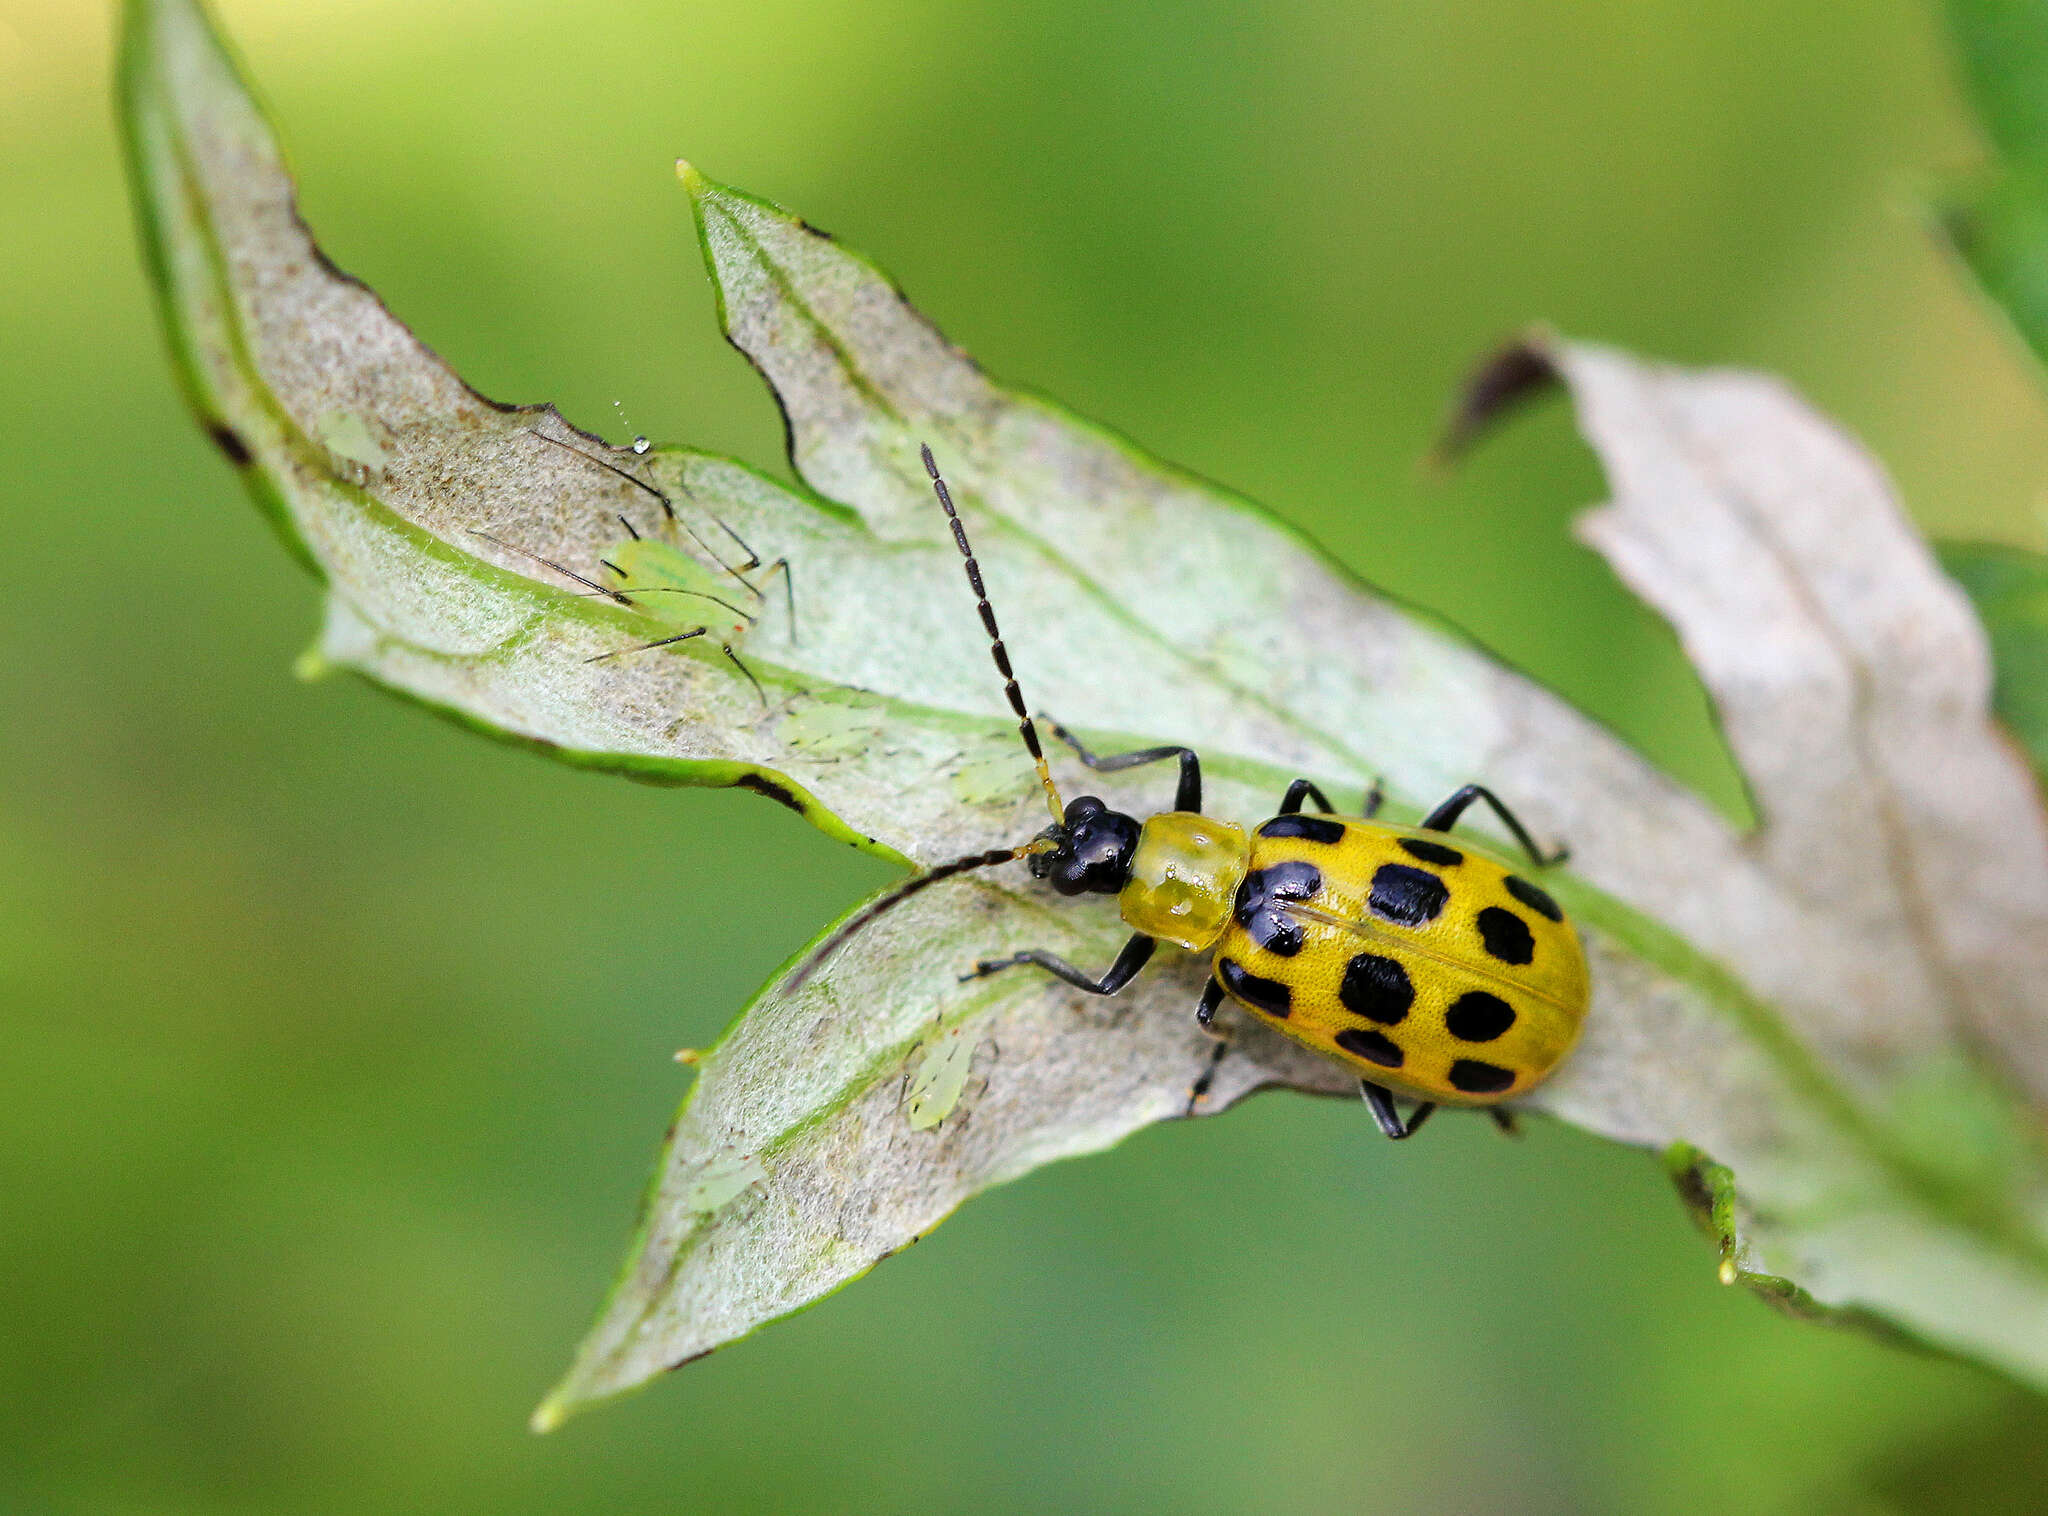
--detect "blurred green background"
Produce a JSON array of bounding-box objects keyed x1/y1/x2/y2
[{"x1": 7, "y1": 1, "x2": 2048, "y2": 1511}]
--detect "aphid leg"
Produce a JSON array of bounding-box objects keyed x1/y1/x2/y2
[
  {"x1": 693, "y1": 514, "x2": 797, "y2": 641},
  {"x1": 1487, "y1": 1107, "x2": 1521, "y2": 1138},
  {"x1": 1363, "y1": 777, "x2": 1386, "y2": 819},
  {"x1": 466, "y1": 528, "x2": 634, "y2": 606},
  {"x1": 585, "y1": 628, "x2": 708, "y2": 663},
  {"x1": 1042, "y1": 719, "x2": 1202, "y2": 813},
  {"x1": 710, "y1": 514, "x2": 766, "y2": 573},
  {"x1": 1418, "y1": 783, "x2": 1567, "y2": 868},
  {"x1": 675, "y1": 517, "x2": 770, "y2": 609},
  {"x1": 597, "y1": 557, "x2": 757, "y2": 627},
  {"x1": 1277, "y1": 779, "x2": 1335, "y2": 815},
  {"x1": 752, "y1": 554, "x2": 798, "y2": 643},
  {"x1": 962, "y1": 932, "x2": 1156, "y2": 993},
  {"x1": 1360, "y1": 1080, "x2": 1437, "y2": 1141},
  {"x1": 721, "y1": 644, "x2": 769, "y2": 706}
]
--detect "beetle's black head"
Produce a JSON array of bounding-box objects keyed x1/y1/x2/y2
[{"x1": 1029, "y1": 794, "x2": 1140, "y2": 896}]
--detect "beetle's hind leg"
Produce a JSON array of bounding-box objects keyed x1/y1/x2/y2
[
  {"x1": 1360, "y1": 1080, "x2": 1436, "y2": 1140},
  {"x1": 1419, "y1": 783, "x2": 1567, "y2": 868}
]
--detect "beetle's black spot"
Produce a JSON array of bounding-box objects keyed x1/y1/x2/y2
[
  {"x1": 1446, "y1": 990, "x2": 1516, "y2": 1042},
  {"x1": 1339, "y1": 954, "x2": 1414, "y2": 1024},
  {"x1": 1476, "y1": 906, "x2": 1535, "y2": 965},
  {"x1": 1218, "y1": 957, "x2": 1292, "y2": 1017},
  {"x1": 1504, "y1": 874, "x2": 1564, "y2": 922},
  {"x1": 1258, "y1": 813, "x2": 1347, "y2": 845},
  {"x1": 1233, "y1": 860, "x2": 1321, "y2": 958},
  {"x1": 1334, "y1": 1027, "x2": 1404, "y2": 1068},
  {"x1": 1368, "y1": 863, "x2": 1448, "y2": 926},
  {"x1": 206, "y1": 422, "x2": 252, "y2": 466},
  {"x1": 736, "y1": 773, "x2": 805, "y2": 813},
  {"x1": 1449, "y1": 1059, "x2": 1516, "y2": 1094},
  {"x1": 1398, "y1": 837, "x2": 1464, "y2": 868}
]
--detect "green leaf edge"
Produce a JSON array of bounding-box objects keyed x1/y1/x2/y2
[
  {"x1": 528, "y1": 906, "x2": 1020, "y2": 1433},
  {"x1": 1664, "y1": 1142, "x2": 1944, "y2": 1355},
  {"x1": 1938, "y1": 541, "x2": 2048, "y2": 788}
]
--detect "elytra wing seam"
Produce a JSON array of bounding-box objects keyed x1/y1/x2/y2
[{"x1": 1274, "y1": 900, "x2": 1576, "y2": 1012}]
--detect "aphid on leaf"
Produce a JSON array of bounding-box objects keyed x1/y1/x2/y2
[
  {"x1": 903, "y1": 1023, "x2": 982, "y2": 1131},
  {"x1": 471, "y1": 429, "x2": 795, "y2": 702},
  {"x1": 793, "y1": 446, "x2": 1588, "y2": 1140}
]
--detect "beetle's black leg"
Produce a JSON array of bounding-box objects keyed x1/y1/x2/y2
[
  {"x1": 1186, "y1": 984, "x2": 1231, "y2": 1113},
  {"x1": 1487, "y1": 1106, "x2": 1521, "y2": 1137},
  {"x1": 964, "y1": 931, "x2": 1157, "y2": 994},
  {"x1": 1360, "y1": 1080, "x2": 1436, "y2": 1140},
  {"x1": 1186, "y1": 1039, "x2": 1230, "y2": 1113},
  {"x1": 1419, "y1": 783, "x2": 1567, "y2": 867},
  {"x1": 1277, "y1": 779, "x2": 1336, "y2": 815},
  {"x1": 1363, "y1": 777, "x2": 1385, "y2": 819},
  {"x1": 1043, "y1": 718, "x2": 1201, "y2": 812}
]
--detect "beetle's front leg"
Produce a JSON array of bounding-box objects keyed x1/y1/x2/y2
[{"x1": 963, "y1": 931, "x2": 1157, "y2": 994}]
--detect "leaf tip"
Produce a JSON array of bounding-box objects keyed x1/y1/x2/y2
[
  {"x1": 1433, "y1": 325, "x2": 1565, "y2": 466},
  {"x1": 293, "y1": 644, "x2": 336, "y2": 683},
  {"x1": 675, "y1": 158, "x2": 708, "y2": 196},
  {"x1": 528, "y1": 1392, "x2": 572, "y2": 1436}
]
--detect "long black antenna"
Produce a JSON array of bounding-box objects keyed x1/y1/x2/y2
[
  {"x1": 774, "y1": 446, "x2": 1066, "y2": 995},
  {"x1": 921, "y1": 444, "x2": 1065, "y2": 825},
  {"x1": 785, "y1": 843, "x2": 1038, "y2": 993}
]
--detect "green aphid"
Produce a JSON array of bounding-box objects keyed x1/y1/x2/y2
[
  {"x1": 904, "y1": 1023, "x2": 980, "y2": 1131},
  {"x1": 950, "y1": 751, "x2": 1028, "y2": 807},
  {"x1": 777, "y1": 695, "x2": 888, "y2": 757},
  {"x1": 472, "y1": 430, "x2": 794, "y2": 699},
  {"x1": 602, "y1": 535, "x2": 758, "y2": 649},
  {"x1": 677, "y1": 1150, "x2": 768, "y2": 1213}
]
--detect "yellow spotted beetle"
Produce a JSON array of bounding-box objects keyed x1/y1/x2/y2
[{"x1": 798, "y1": 447, "x2": 1588, "y2": 1139}]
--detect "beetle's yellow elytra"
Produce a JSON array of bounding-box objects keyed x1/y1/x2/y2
[{"x1": 1212, "y1": 815, "x2": 1587, "y2": 1105}]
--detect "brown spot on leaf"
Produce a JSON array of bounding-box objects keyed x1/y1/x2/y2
[
  {"x1": 206, "y1": 422, "x2": 251, "y2": 466},
  {"x1": 736, "y1": 772, "x2": 804, "y2": 813}
]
